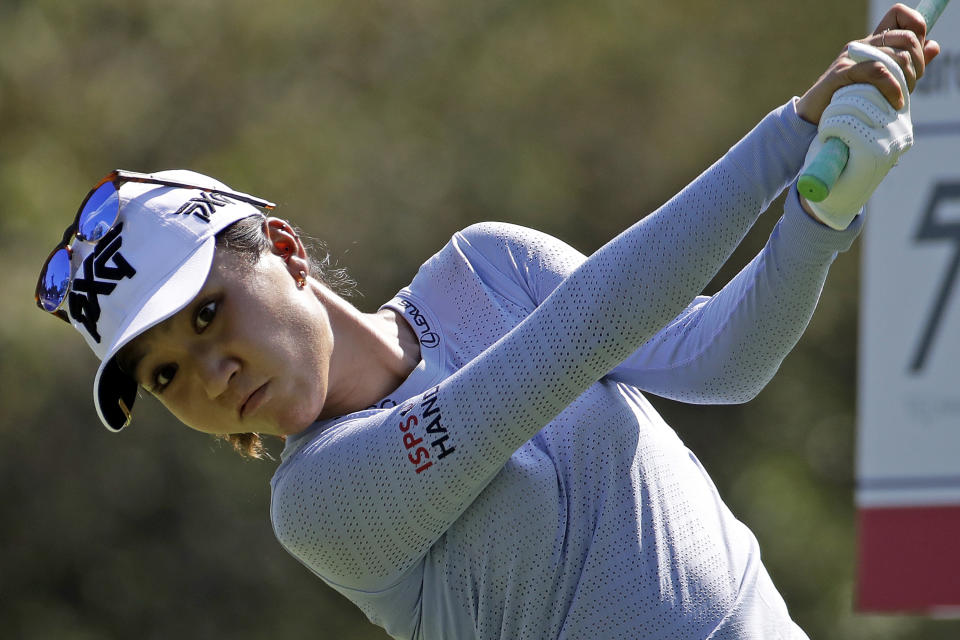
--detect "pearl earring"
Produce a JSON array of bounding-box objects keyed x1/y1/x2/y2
[{"x1": 297, "y1": 270, "x2": 307, "y2": 289}]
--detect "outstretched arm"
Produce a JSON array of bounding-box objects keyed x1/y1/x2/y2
[
  {"x1": 272, "y1": 99, "x2": 827, "y2": 591},
  {"x1": 608, "y1": 186, "x2": 860, "y2": 403},
  {"x1": 270, "y1": 7, "x2": 935, "y2": 592}
]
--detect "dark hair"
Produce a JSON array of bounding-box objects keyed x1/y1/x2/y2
[
  {"x1": 216, "y1": 214, "x2": 357, "y2": 298},
  {"x1": 214, "y1": 214, "x2": 356, "y2": 459}
]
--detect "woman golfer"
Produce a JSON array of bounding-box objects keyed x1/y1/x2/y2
[{"x1": 35, "y1": 5, "x2": 938, "y2": 639}]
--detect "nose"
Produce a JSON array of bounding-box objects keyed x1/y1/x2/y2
[{"x1": 192, "y1": 346, "x2": 240, "y2": 401}]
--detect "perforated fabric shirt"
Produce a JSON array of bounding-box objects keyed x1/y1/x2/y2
[{"x1": 270, "y1": 99, "x2": 860, "y2": 639}]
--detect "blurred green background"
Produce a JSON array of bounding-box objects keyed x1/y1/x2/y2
[{"x1": 2, "y1": 0, "x2": 956, "y2": 638}]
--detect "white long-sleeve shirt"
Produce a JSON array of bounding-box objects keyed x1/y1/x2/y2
[{"x1": 270, "y1": 99, "x2": 861, "y2": 639}]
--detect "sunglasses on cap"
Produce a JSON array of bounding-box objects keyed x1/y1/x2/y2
[{"x1": 35, "y1": 169, "x2": 276, "y2": 322}]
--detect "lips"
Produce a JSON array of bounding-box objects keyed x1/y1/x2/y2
[{"x1": 240, "y1": 381, "x2": 268, "y2": 419}]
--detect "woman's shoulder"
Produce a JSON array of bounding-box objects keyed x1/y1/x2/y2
[
  {"x1": 401, "y1": 220, "x2": 586, "y2": 322},
  {"x1": 410, "y1": 222, "x2": 540, "y2": 290},
  {"x1": 452, "y1": 220, "x2": 564, "y2": 250},
  {"x1": 422, "y1": 221, "x2": 583, "y2": 281}
]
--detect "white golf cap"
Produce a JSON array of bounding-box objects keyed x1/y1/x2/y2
[{"x1": 64, "y1": 170, "x2": 270, "y2": 431}]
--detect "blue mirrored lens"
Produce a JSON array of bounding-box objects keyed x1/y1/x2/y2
[
  {"x1": 77, "y1": 182, "x2": 119, "y2": 242},
  {"x1": 38, "y1": 247, "x2": 71, "y2": 312}
]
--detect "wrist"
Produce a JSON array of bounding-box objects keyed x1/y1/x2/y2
[
  {"x1": 784, "y1": 186, "x2": 864, "y2": 259},
  {"x1": 795, "y1": 94, "x2": 819, "y2": 125}
]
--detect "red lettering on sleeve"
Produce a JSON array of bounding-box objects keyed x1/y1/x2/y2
[
  {"x1": 408, "y1": 446, "x2": 430, "y2": 466},
  {"x1": 400, "y1": 415, "x2": 418, "y2": 432},
  {"x1": 415, "y1": 461, "x2": 433, "y2": 474},
  {"x1": 403, "y1": 432, "x2": 423, "y2": 450},
  {"x1": 397, "y1": 411, "x2": 435, "y2": 475}
]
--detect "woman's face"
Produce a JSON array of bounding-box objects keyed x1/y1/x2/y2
[{"x1": 120, "y1": 241, "x2": 332, "y2": 437}]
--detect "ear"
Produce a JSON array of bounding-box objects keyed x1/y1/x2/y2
[{"x1": 263, "y1": 217, "x2": 310, "y2": 282}]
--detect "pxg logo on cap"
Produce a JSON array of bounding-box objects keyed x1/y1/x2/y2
[{"x1": 69, "y1": 222, "x2": 137, "y2": 343}]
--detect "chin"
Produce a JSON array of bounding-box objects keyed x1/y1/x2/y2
[{"x1": 272, "y1": 411, "x2": 316, "y2": 437}]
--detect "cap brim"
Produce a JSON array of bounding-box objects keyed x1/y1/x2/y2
[
  {"x1": 97, "y1": 359, "x2": 138, "y2": 431},
  {"x1": 92, "y1": 238, "x2": 216, "y2": 431}
]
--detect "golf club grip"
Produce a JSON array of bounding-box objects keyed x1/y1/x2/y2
[{"x1": 797, "y1": 0, "x2": 951, "y2": 202}]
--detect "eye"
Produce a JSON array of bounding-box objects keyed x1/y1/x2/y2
[
  {"x1": 152, "y1": 364, "x2": 178, "y2": 393},
  {"x1": 194, "y1": 300, "x2": 217, "y2": 333}
]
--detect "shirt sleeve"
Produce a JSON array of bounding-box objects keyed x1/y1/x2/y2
[
  {"x1": 270, "y1": 98, "x2": 851, "y2": 592},
  {"x1": 606, "y1": 186, "x2": 861, "y2": 402}
]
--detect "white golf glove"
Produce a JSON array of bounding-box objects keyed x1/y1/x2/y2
[{"x1": 801, "y1": 41, "x2": 913, "y2": 230}]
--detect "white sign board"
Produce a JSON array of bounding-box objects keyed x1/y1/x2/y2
[{"x1": 857, "y1": 0, "x2": 960, "y2": 612}]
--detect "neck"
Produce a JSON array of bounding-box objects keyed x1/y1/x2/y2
[{"x1": 317, "y1": 286, "x2": 420, "y2": 418}]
